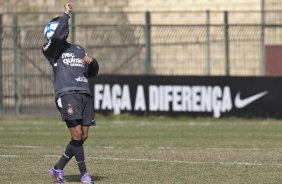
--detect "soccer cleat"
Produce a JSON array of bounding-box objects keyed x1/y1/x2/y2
[
  {"x1": 80, "y1": 172, "x2": 94, "y2": 184},
  {"x1": 48, "y1": 167, "x2": 64, "y2": 183}
]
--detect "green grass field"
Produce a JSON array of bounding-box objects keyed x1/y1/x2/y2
[{"x1": 1, "y1": 115, "x2": 282, "y2": 183}]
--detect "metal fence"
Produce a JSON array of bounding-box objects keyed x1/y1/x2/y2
[{"x1": 1, "y1": 10, "x2": 282, "y2": 116}]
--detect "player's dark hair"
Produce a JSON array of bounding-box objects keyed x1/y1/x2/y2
[{"x1": 50, "y1": 16, "x2": 60, "y2": 22}]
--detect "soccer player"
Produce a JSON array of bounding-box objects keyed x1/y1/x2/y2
[{"x1": 42, "y1": 2, "x2": 99, "y2": 184}]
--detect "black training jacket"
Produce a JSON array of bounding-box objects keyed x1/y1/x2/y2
[{"x1": 42, "y1": 13, "x2": 98, "y2": 99}]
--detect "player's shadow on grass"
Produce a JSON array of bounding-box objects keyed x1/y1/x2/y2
[{"x1": 65, "y1": 174, "x2": 108, "y2": 182}]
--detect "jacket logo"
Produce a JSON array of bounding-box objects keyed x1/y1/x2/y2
[
  {"x1": 75, "y1": 76, "x2": 88, "y2": 83},
  {"x1": 62, "y1": 53, "x2": 84, "y2": 67}
]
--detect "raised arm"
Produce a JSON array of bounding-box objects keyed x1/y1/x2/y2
[{"x1": 42, "y1": 2, "x2": 72, "y2": 63}]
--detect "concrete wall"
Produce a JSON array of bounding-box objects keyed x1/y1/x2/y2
[
  {"x1": 0, "y1": 0, "x2": 260, "y2": 13},
  {"x1": 0, "y1": 0, "x2": 263, "y2": 26}
]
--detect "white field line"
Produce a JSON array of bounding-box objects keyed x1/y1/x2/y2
[
  {"x1": 0, "y1": 145, "x2": 40, "y2": 149},
  {"x1": 43, "y1": 154, "x2": 282, "y2": 167},
  {"x1": 0, "y1": 155, "x2": 18, "y2": 157},
  {"x1": 0, "y1": 153, "x2": 281, "y2": 166},
  {"x1": 2, "y1": 144, "x2": 282, "y2": 152},
  {"x1": 188, "y1": 122, "x2": 211, "y2": 126}
]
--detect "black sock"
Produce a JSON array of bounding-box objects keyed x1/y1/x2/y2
[
  {"x1": 70, "y1": 139, "x2": 87, "y2": 176},
  {"x1": 55, "y1": 142, "x2": 74, "y2": 170}
]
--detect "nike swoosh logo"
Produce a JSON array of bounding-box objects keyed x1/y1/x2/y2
[{"x1": 235, "y1": 91, "x2": 268, "y2": 109}]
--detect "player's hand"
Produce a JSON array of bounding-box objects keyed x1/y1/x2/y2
[
  {"x1": 64, "y1": 2, "x2": 72, "y2": 15},
  {"x1": 83, "y1": 55, "x2": 93, "y2": 65}
]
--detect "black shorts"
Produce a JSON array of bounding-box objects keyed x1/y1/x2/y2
[{"x1": 56, "y1": 93, "x2": 95, "y2": 127}]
